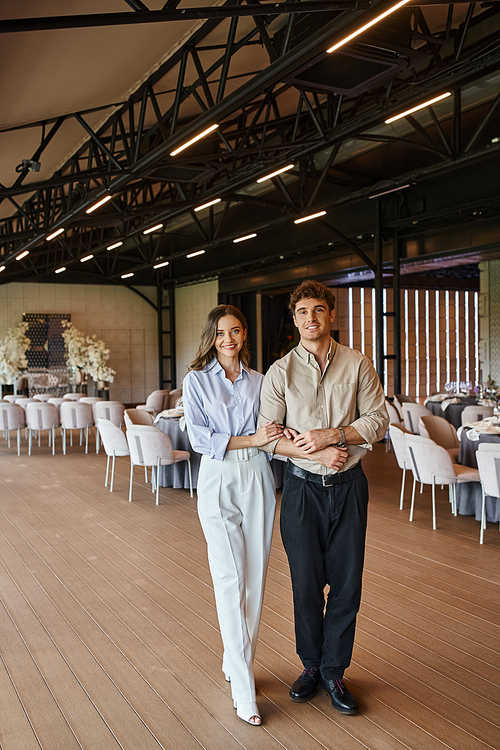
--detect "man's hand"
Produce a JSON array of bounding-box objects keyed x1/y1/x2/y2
[
  {"x1": 294, "y1": 428, "x2": 335, "y2": 453},
  {"x1": 314, "y1": 445, "x2": 349, "y2": 470}
]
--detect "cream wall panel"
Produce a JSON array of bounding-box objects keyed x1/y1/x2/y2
[
  {"x1": 0, "y1": 282, "x2": 157, "y2": 405},
  {"x1": 175, "y1": 280, "x2": 218, "y2": 386}
]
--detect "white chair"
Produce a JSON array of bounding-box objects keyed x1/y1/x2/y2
[
  {"x1": 168, "y1": 388, "x2": 182, "y2": 408},
  {"x1": 48, "y1": 397, "x2": 65, "y2": 411},
  {"x1": 126, "y1": 424, "x2": 192, "y2": 504},
  {"x1": 25, "y1": 402, "x2": 60, "y2": 455},
  {"x1": 97, "y1": 418, "x2": 130, "y2": 492},
  {"x1": 33, "y1": 393, "x2": 52, "y2": 402},
  {"x1": 15, "y1": 397, "x2": 37, "y2": 411},
  {"x1": 402, "y1": 403, "x2": 431, "y2": 434},
  {"x1": 475, "y1": 443, "x2": 500, "y2": 544},
  {"x1": 406, "y1": 434, "x2": 479, "y2": 529},
  {"x1": 0, "y1": 402, "x2": 26, "y2": 455},
  {"x1": 385, "y1": 399, "x2": 404, "y2": 451},
  {"x1": 3, "y1": 395, "x2": 19, "y2": 403},
  {"x1": 419, "y1": 414, "x2": 460, "y2": 461},
  {"x1": 136, "y1": 389, "x2": 170, "y2": 417},
  {"x1": 461, "y1": 405, "x2": 495, "y2": 426},
  {"x1": 124, "y1": 408, "x2": 154, "y2": 427},
  {"x1": 79, "y1": 396, "x2": 104, "y2": 411},
  {"x1": 94, "y1": 401, "x2": 125, "y2": 453},
  {"x1": 389, "y1": 423, "x2": 413, "y2": 510},
  {"x1": 394, "y1": 394, "x2": 415, "y2": 416},
  {"x1": 63, "y1": 392, "x2": 84, "y2": 401},
  {"x1": 60, "y1": 401, "x2": 93, "y2": 454}
]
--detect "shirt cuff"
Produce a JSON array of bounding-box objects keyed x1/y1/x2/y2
[{"x1": 210, "y1": 431, "x2": 231, "y2": 461}]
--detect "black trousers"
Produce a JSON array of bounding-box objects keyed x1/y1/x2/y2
[{"x1": 280, "y1": 462, "x2": 369, "y2": 680}]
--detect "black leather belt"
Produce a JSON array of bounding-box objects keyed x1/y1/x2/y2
[{"x1": 286, "y1": 460, "x2": 363, "y2": 487}]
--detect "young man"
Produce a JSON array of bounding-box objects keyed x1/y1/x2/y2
[{"x1": 258, "y1": 279, "x2": 388, "y2": 714}]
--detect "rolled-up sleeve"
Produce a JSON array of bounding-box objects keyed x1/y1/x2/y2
[
  {"x1": 350, "y1": 357, "x2": 389, "y2": 447},
  {"x1": 183, "y1": 373, "x2": 231, "y2": 460},
  {"x1": 257, "y1": 364, "x2": 286, "y2": 454}
]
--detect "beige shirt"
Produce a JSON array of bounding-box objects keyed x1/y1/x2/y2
[{"x1": 258, "y1": 339, "x2": 389, "y2": 475}]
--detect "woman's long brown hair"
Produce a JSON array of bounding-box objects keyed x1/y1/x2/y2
[{"x1": 189, "y1": 304, "x2": 251, "y2": 371}]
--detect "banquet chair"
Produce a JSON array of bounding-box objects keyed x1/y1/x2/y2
[
  {"x1": 388, "y1": 423, "x2": 413, "y2": 510},
  {"x1": 418, "y1": 414, "x2": 460, "y2": 461},
  {"x1": 3, "y1": 394, "x2": 20, "y2": 403},
  {"x1": 394, "y1": 394, "x2": 415, "y2": 416},
  {"x1": 15, "y1": 397, "x2": 37, "y2": 410},
  {"x1": 0, "y1": 403, "x2": 26, "y2": 455},
  {"x1": 25, "y1": 402, "x2": 60, "y2": 455},
  {"x1": 33, "y1": 393, "x2": 52, "y2": 401},
  {"x1": 48, "y1": 397, "x2": 65, "y2": 411},
  {"x1": 168, "y1": 388, "x2": 182, "y2": 408},
  {"x1": 461, "y1": 405, "x2": 495, "y2": 426},
  {"x1": 94, "y1": 401, "x2": 125, "y2": 453},
  {"x1": 136, "y1": 389, "x2": 170, "y2": 417},
  {"x1": 385, "y1": 400, "x2": 404, "y2": 451},
  {"x1": 475, "y1": 443, "x2": 500, "y2": 544},
  {"x1": 63, "y1": 392, "x2": 84, "y2": 401},
  {"x1": 97, "y1": 418, "x2": 130, "y2": 492},
  {"x1": 401, "y1": 403, "x2": 431, "y2": 434},
  {"x1": 126, "y1": 424, "x2": 193, "y2": 504},
  {"x1": 80, "y1": 396, "x2": 103, "y2": 410},
  {"x1": 124, "y1": 408, "x2": 154, "y2": 427},
  {"x1": 406, "y1": 434, "x2": 479, "y2": 530},
  {"x1": 60, "y1": 401, "x2": 93, "y2": 454}
]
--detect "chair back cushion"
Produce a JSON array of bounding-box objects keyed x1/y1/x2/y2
[
  {"x1": 461, "y1": 405, "x2": 495, "y2": 425},
  {"x1": 401, "y1": 403, "x2": 431, "y2": 434},
  {"x1": 0, "y1": 403, "x2": 26, "y2": 430},
  {"x1": 60, "y1": 401, "x2": 93, "y2": 429},
  {"x1": 97, "y1": 418, "x2": 129, "y2": 457},
  {"x1": 476, "y1": 444, "x2": 500, "y2": 498},
  {"x1": 26, "y1": 402, "x2": 60, "y2": 430},
  {"x1": 126, "y1": 424, "x2": 174, "y2": 467},
  {"x1": 406, "y1": 434, "x2": 456, "y2": 485},
  {"x1": 124, "y1": 408, "x2": 154, "y2": 427},
  {"x1": 419, "y1": 415, "x2": 459, "y2": 450},
  {"x1": 95, "y1": 401, "x2": 125, "y2": 427}
]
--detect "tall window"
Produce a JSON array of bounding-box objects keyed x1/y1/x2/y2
[{"x1": 334, "y1": 287, "x2": 478, "y2": 398}]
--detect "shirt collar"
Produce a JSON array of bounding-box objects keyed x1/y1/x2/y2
[
  {"x1": 206, "y1": 357, "x2": 249, "y2": 381},
  {"x1": 296, "y1": 338, "x2": 336, "y2": 364}
]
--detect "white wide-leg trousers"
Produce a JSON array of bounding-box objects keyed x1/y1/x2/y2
[{"x1": 197, "y1": 448, "x2": 276, "y2": 704}]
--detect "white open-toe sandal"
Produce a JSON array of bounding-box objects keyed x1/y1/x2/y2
[{"x1": 233, "y1": 700, "x2": 261, "y2": 725}]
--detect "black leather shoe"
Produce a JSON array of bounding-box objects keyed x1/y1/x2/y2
[
  {"x1": 289, "y1": 667, "x2": 321, "y2": 702},
  {"x1": 321, "y1": 678, "x2": 359, "y2": 715}
]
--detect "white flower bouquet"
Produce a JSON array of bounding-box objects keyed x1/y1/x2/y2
[
  {"x1": 0, "y1": 322, "x2": 30, "y2": 385},
  {"x1": 61, "y1": 321, "x2": 115, "y2": 384}
]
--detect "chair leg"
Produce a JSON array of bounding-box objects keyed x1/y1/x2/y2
[
  {"x1": 110, "y1": 453, "x2": 116, "y2": 493},
  {"x1": 156, "y1": 459, "x2": 160, "y2": 505},
  {"x1": 105, "y1": 454, "x2": 110, "y2": 487},
  {"x1": 144, "y1": 466, "x2": 148, "y2": 483},
  {"x1": 7, "y1": 430, "x2": 10, "y2": 449},
  {"x1": 480, "y1": 485, "x2": 486, "y2": 544},
  {"x1": 187, "y1": 460, "x2": 193, "y2": 498},
  {"x1": 52, "y1": 426, "x2": 56, "y2": 455},
  {"x1": 129, "y1": 463, "x2": 134, "y2": 502},
  {"x1": 431, "y1": 477, "x2": 436, "y2": 530},
  {"x1": 63, "y1": 427, "x2": 67, "y2": 455},
  {"x1": 409, "y1": 476, "x2": 416, "y2": 521},
  {"x1": 96, "y1": 428, "x2": 100, "y2": 454},
  {"x1": 28, "y1": 428, "x2": 32, "y2": 456},
  {"x1": 85, "y1": 425, "x2": 89, "y2": 454},
  {"x1": 17, "y1": 426, "x2": 21, "y2": 456},
  {"x1": 399, "y1": 467, "x2": 406, "y2": 510}
]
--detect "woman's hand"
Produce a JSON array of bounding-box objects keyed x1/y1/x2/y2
[
  {"x1": 283, "y1": 427, "x2": 299, "y2": 440},
  {"x1": 252, "y1": 421, "x2": 283, "y2": 447}
]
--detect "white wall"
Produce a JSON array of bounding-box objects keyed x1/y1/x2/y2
[
  {"x1": 0, "y1": 282, "x2": 158, "y2": 404},
  {"x1": 175, "y1": 280, "x2": 218, "y2": 385}
]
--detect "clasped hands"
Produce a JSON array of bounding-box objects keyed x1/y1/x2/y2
[{"x1": 283, "y1": 426, "x2": 348, "y2": 470}]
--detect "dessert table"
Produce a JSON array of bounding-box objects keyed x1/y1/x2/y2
[{"x1": 456, "y1": 429, "x2": 500, "y2": 523}]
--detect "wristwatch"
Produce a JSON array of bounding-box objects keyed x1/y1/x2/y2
[{"x1": 337, "y1": 426, "x2": 347, "y2": 448}]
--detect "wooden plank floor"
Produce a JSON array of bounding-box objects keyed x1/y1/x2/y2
[{"x1": 0, "y1": 433, "x2": 499, "y2": 750}]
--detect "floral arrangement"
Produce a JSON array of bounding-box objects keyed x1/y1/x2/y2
[
  {"x1": 61, "y1": 321, "x2": 116, "y2": 384},
  {"x1": 0, "y1": 322, "x2": 30, "y2": 385}
]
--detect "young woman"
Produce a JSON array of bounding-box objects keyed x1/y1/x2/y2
[{"x1": 183, "y1": 305, "x2": 281, "y2": 726}]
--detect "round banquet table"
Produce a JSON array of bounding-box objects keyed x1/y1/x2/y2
[
  {"x1": 456, "y1": 430, "x2": 500, "y2": 523},
  {"x1": 156, "y1": 416, "x2": 285, "y2": 490},
  {"x1": 426, "y1": 397, "x2": 476, "y2": 430}
]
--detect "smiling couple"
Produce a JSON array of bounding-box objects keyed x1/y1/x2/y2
[{"x1": 183, "y1": 279, "x2": 388, "y2": 726}]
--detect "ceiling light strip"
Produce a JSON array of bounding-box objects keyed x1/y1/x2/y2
[
  {"x1": 121, "y1": 272, "x2": 134, "y2": 279},
  {"x1": 0, "y1": 266, "x2": 5, "y2": 273},
  {"x1": 143, "y1": 223, "x2": 163, "y2": 235},
  {"x1": 107, "y1": 241, "x2": 123, "y2": 250},
  {"x1": 384, "y1": 92, "x2": 451, "y2": 124},
  {"x1": 85, "y1": 195, "x2": 112, "y2": 214},
  {"x1": 294, "y1": 211, "x2": 326, "y2": 224},
  {"x1": 327, "y1": 0, "x2": 412, "y2": 53},
  {"x1": 55, "y1": 267, "x2": 66, "y2": 274},
  {"x1": 80, "y1": 254, "x2": 94, "y2": 263},
  {"x1": 233, "y1": 233, "x2": 257, "y2": 243},
  {"x1": 186, "y1": 250, "x2": 205, "y2": 258},
  {"x1": 16, "y1": 251, "x2": 29, "y2": 260},
  {"x1": 46, "y1": 228, "x2": 65, "y2": 241},
  {"x1": 153, "y1": 260, "x2": 170, "y2": 269},
  {"x1": 170, "y1": 124, "x2": 219, "y2": 157},
  {"x1": 194, "y1": 198, "x2": 221, "y2": 212},
  {"x1": 257, "y1": 164, "x2": 294, "y2": 183},
  {"x1": 369, "y1": 184, "x2": 410, "y2": 199}
]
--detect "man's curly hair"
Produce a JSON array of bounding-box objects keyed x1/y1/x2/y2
[{"x1": 289, "y1": 279, "x2": 336, "y2": 316}]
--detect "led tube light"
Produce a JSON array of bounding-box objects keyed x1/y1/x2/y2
[
  {"x1": 85, "y1": 195, "x2": 112, "y2": 213},
  {"x1": 16, "y1": 251, "x2": 29, "y2": 260},
  {"x1": 170, "y1": 124, "x2": 219, "y2": 157},
  {"x1": 194, "y1": 198, "x2": 221, "y2": 212},
  {"x1": 143, "y1": 223, "x2": 163, "y2": 235},
  {"x1": 233, "y1": 233, "x2": 257, "y2": 243},
  {"x1": 384, "y1": 92, "x2": 451, "y2": 124},
  {"x1": 46, "y1": 228, "x2": 64, "y2": 241},
  {"x1": 80, "y1": 254, "x2": 93, "y2": 263},
  {"x1": 327, "y1": 0, "x2": 412, "y2": 53},
  {"x1": 55, "y1": 267, "x2": 66, "y2": 274},
  {"x1": 153, "y1": 260, "x2": 170, "y2": 269},
  {"x1": 294, "y1": 211, "x2": 326, "y2": 224},
  {"x1": 257, "y1": 164, "x2": 294, "y2": 183},
  {"x1": 186, "y1": 250, "x2": 205, "y2": 258},
  {"x1": 121, "y1": 272, "x2": 134, "y2": 279},
  {"x1": 107, "y1": 241, "x2": 123, "y2": 250}
]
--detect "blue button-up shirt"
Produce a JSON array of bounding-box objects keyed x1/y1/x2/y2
[{"x1": 183, "y1": 358, "x2": 264, "y2": 461}]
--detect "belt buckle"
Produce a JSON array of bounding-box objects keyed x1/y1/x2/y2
[
  {"x1": 238, "y1": 448, "x2": 249, "y2": 461},
  {"x1": 322, "y1": 473, "x2": 334, "y2": 487}
]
